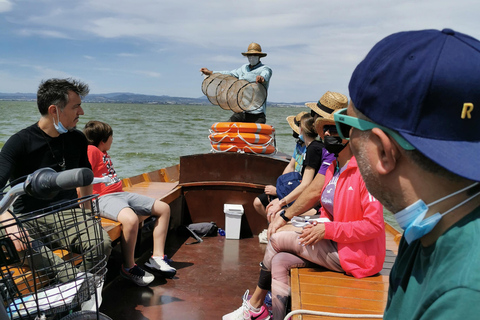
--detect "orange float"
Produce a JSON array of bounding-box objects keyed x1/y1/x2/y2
[
  {"x1": 208, "y1": 132, "x2": 273, "y2": 144},
  {"x1": 211, "y1": 143, "x2": 276, "y2": 154},
  {"x1": 209, "y1": 122, "x2": 276, "y2": 155},
  {"x1": 211, "y1": 122, "x2": 275, "y2": 135}
]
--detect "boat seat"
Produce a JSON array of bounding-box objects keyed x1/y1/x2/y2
[{"x1": 289, "y1": 223, "x2": 401, "y2": 319}]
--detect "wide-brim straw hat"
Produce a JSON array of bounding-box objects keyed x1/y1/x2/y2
[
  {"x1": 305, "y1": 91, "x2": 348, "y2": 119},
  {"x1": 287, "y1": 111, "x2": 308, "y2": 134},
  {"x1": 242, "y1": 42, "x2": 267, "y2": 57}
]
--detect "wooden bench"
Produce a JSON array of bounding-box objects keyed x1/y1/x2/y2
[{"x1": 290, "y1": 223, "x2": 401, "y2": 320}]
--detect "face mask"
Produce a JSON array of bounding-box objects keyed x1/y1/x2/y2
[
  {"x1": 248, "y1": 56, "x2": 260, "y2": 66},
  {"x1": 395, "y1": 182, "x2": 480, "y2": 244},
  {"x1": 324, "y1": 136, "x2": 348, "y2": 156},
  {"x1": 53, "y1": 107, "x2": 68, "y2": 134},
  {"x1": 298, "y1": 134, "x2": 304, "y2": 142}
]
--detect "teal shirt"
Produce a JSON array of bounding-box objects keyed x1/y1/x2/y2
[
  {"x1": 215, "y1": 62, "x2": 272, "y2": 114},
  {"x1": 384, "y1": 206, "x2": 480, "y2": 319}
]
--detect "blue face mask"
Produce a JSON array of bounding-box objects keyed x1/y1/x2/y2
[
  {"x1": 53, "y1": 107, "x2": 68, "y2": 134},
  {"x1": 395, "y1": 183, "x2": 480, "y2": 244},
  {"x1": 298, "y1": 134, "x2": 304, "y2": 142}
]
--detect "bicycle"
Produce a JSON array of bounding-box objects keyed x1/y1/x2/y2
[{"x1": 0, "y1": 167, "x2": 117, "y2": 320}]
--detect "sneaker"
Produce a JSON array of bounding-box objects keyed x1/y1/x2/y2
[
  {"x1": 120, "y1": 264, "x2": 154, "y2": 286},
  {"x1": 223, "y1": 290, "x2": 270, "y2": 320},
  {"x1": 145, "y1": 255, "x2": 177, "y2": 278},
  {"x1": 258, "y1": 229, "x2": 268, "y2": 244}
]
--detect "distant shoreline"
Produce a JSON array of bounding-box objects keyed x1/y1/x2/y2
[{"x1": 0, "y1": 92, "x2": 307, "y2": 107}]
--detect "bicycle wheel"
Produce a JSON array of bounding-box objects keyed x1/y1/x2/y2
[{"x1": 60, "y1": 310, "x2": 113, "y2": 320}]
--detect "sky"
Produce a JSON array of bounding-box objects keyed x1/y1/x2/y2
[{"x1": 1, "y1": 0, "x2": 480, "y2": 103}]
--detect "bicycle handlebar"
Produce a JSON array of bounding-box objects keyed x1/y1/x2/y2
[{"x1": 24, "y1": 167, "x2": 94, "y2": 200}]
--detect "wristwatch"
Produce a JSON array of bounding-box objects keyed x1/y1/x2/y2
[{"x1": 279, "y1": 209, "x2": 290, "y2": 222}]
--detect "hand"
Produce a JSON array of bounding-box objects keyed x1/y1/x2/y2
[
  {"x1": 266, "y1": 206, "x2": 280, "y2": 223},
  {"x1": 266, "y1": 199, "x2": 282, "y2": 222},
  {"x1": 6, "y1": 224, "x2": 29, "y2": 251},
  {"x1": 256, "y1": 75, "x2": 265, "y2": 83},
  {"x1": 264, "y1": 185, "x2": 276, "y2": 196},
  {"x1": 298, "y1": 223, "x2": 325, "y2": 246},
  {"x1": 200, "y1": 68, "x2": 213, "y2": 76},
  {"x1": 267, "y1": 214, "x2": 287, "y2": 239}
]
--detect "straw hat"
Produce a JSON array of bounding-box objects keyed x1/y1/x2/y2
[
  {"x1": 305, "y1": 91, "x2": 348, "y2": 119},
  {"x1": 287, "y1": 111, "x2": 308, "y2": 134},
  {"x1": 242, "y1": 42, "x2": 267, "y2": 57}
]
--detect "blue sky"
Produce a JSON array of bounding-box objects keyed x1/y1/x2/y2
[{"x1": 1, "y1": 0, "x2": 480, "y2": 103}]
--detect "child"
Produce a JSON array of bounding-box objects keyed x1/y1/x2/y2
[{"x1": 83, "y1": 120, "x2": 176, "y2": 286}]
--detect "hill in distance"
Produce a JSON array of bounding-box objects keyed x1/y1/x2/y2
[{"x1": 0, "y1": 92, "x2": 305, "y2": 107}]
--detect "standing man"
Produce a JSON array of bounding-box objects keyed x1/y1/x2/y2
[
  {"x1": 334, "y1": 29, "x2": 480, "y2": 319},
  {"x1": 200, "y1": 42, "x2": 272, "y2": 123},
  {"x1": 0, "y1": 78, "x2": 111, "y2": 283}
]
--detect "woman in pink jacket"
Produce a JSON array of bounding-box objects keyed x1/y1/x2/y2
[{"x1": 223, "y1": 116, "x2": 386, "y2": 320}]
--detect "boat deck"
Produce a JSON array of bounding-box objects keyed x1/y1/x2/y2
[{"x1": 100, "y1": 231, "x2": 268, "y2": 319}]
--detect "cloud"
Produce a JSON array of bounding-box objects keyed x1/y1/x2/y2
[
  {"x1": 0, "y1": 0, "x2": 12, "y2": 13},
  {"x1": 2, "y1": 0, "x2": 480, "y2": 102}
]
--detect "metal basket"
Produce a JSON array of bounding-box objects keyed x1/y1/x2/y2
[{"x1": 0, "y1": 195, "x2": 107, "y2": 319}]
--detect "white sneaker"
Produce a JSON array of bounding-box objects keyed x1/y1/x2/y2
[
  {"x1": 145, "y1": 255, "x2": 177, "y2": 278},
  {"x1": 222, "y1": 290, "x2": 270, "y2": 320},
  {"x1": 120, "y1": 264, "x2": 155, "y2": 286},
  {"x1": 258, "y1": 229, "x2": 268, "y2": 244}
]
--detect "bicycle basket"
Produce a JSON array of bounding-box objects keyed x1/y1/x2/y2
[{"x1": 0, "y1": 195, "x2": 107, "y2": 319}]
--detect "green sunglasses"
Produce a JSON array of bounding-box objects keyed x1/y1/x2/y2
[{"x1": 333, "y1": 108, "x2": 415, "y2": 150}]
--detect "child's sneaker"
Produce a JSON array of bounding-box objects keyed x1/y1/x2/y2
[
  {"x1": 223, "y1": 290, "x2": 270, "y2": 320},
  {"x1": 120, "y1": 264, "x2": 154, "y2": 286},
  {"x1": 145, "y1": 255, "x2": 177, "y2": 278}
]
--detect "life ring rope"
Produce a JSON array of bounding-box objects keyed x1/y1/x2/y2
[
  {"x1": 209, "y1": 122, "x2": 276, "y2": 155},
  {"x1": 208, "y1": 132, "x2": 274, "y2": 147}
]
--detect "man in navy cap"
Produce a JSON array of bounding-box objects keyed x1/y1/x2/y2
[{"x1": 333, "y1": 29, "x2": 480, "y2": 318}]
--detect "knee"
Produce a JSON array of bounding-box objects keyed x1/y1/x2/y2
[
  {"x1": 152, "y1": 200, "x2": 170, "y2": 218},
  {"x1": 253, "y1": 197, "x2": 265, "y2": 214},
  {"x1": 118, "y1": 210, "x2": 139, "y2": 230}
]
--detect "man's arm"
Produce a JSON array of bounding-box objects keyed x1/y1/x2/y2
[
  {"x1": 78, "y1": 185, "x2": 93, "y2": 209},
  {"x1": 267, "y1": 173, "x2": 326, "y2": 238}
]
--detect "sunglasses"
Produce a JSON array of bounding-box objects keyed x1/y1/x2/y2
[
  {"x1": 333, "y1": 108, "x2": 415, "y2": 150},
  {"x1": 322, "y1": 125, "x2": 337, "y2": 134}
]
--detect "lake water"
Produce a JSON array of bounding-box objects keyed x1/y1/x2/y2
[
  {"x1": 0, "y1": 101, "x2": 303, "y2": 179},
  {"x1": 0, "y1": 101, "x2": 400, "y2": 230}
]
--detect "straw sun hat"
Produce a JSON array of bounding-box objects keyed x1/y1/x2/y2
[
  {"x1": 242, "y1": 42, "x2": 267, "y2": 57},
  {"x1": 306, "y1": 91, "x2": 348, "y2": 134},
  {"x1": 305, "y1": 91, "x2": 348, "y2": 119},
  {"x1": 287, "y1": 111, "x2": 308, "y2": 134}
]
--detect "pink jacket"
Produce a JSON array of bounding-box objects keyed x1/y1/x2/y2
[{"x1": 320, "y1": 157, "x2": 386, "y2": 278}]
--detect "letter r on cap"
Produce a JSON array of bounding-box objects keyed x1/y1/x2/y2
[{"x1": 461, "y1": 103, "x2": 474, "y2": 119}]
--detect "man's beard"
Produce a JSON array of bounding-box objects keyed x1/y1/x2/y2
[{"x1": 354, "y1": 144, "x2": 399, "y2": 213}]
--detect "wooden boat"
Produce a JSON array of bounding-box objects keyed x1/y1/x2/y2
[{"x1": 98, "y1": 152, "x2": 401, "y2": 320}]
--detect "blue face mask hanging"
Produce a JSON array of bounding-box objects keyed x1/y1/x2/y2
[
  {"x1": 395, "y1": 182, "x2": 480, "y2": 244},
  {"x1": 53, "y1": 107, "x2": 68, "y2": 134}
]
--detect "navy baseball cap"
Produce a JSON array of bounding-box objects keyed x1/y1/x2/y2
[{"x1": 349, "y1": 28, "x2": 480, "y2": 181}]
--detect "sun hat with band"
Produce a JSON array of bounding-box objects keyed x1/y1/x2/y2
[
  {"x1": 349, "y1": 28, "x2": 480, "y2": 181},
  {"x1": 306, "y1": 91, "x2": 348, "y2": 119},
  {"x1": 287, "y1": 111, "x2": 308, "y2": 135},
  {"x1": 242, "y1": 43, "x2": 267, "y2": 57}
]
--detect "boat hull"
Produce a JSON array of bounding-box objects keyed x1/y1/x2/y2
[{"x1": 179, "y1": 152, "x2": 289, "y2": 237}]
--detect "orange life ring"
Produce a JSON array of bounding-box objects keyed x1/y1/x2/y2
[
  {"x1": 208, "y1": 132, "x2": 273, "y2": 144},
  {"x1": 211, "y1": 142, "x2": 276, "y2": 154},
  {"x1": 211, "y1": 122, "x2": 275, "y2": 135}
]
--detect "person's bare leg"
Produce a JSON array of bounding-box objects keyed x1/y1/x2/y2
[
  {"x1": 150, "y1": 200, "x2": 170, "y2": 257},
  {"x1": 117, "y1": 208, "x2": 140, "y2": 268}
]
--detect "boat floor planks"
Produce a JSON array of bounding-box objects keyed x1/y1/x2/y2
[{"x1": 100, "y1": 232, "x2": 268, "y2": 319}]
